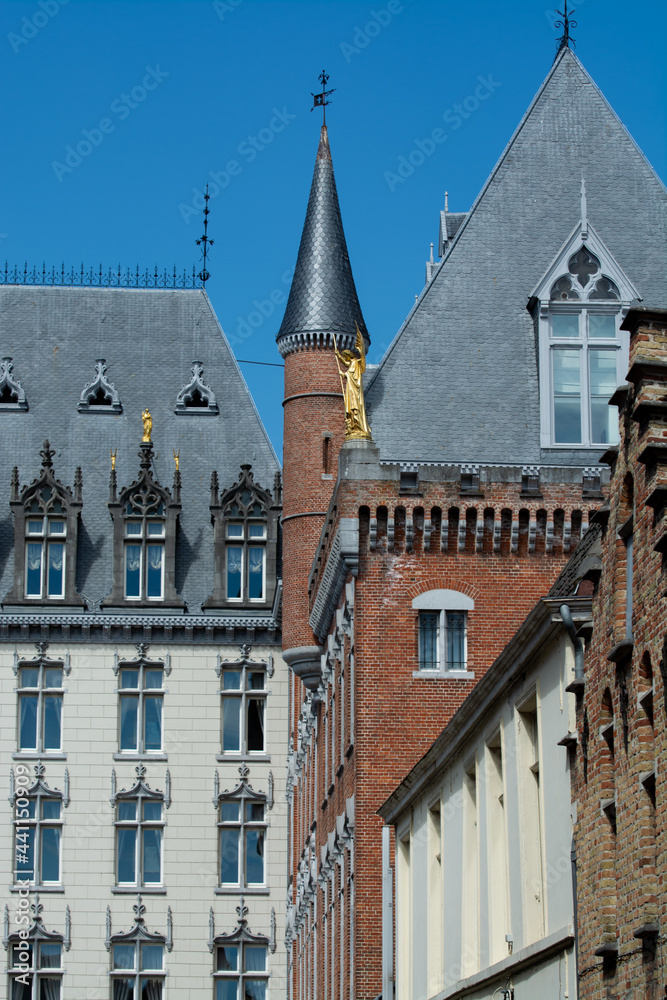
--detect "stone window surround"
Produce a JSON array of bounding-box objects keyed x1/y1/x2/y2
[
  {"x1": 412, "y1": 589, "x2": 475, "y2": 678},
  {"x1": 214, "y1": 765, "x2": 272, "y2": 896},
  {"x1": 9, "y1": 764, "x2": 69, "y2": 892},
  {"x1": 110, "y1": 765, "x2": 170, "y2": 894}
]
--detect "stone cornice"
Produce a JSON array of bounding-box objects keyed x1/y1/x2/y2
[
  {"x1": 309, "y1": 519, "x2": 359, "y2": 643},
  {"x1": 0, "y1": 612, "x2": 279, "y2": 645}
]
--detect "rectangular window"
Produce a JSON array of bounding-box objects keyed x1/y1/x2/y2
[
  {"x1": 220, "y1": 667, "x2": 266, "y2": 756},
  {"x1": 18, "y1": 664, "x2": 63, "y2": 752},
  {"x1": 118, "y1": 665, "x2": 164, "y2": 754},
  {"x1": 124, "y1": 519, "x2": 164, "y2": 600},
  {"x1": 589, "y1": 349, "x2": 617, "y2": 444},
  {"x1": 9, "y1": 941, "x2": 63, "y2": 998},
  {"x1": 225, "y1": 520, "x2": 267, "y2": 602},
  {"x1": 218, "y1": 799, "x2": 266, "y2": 888},
  {"x1": 111, "y1": 942, "x2": 164, "y2": 998},
  {"x1": 517, "y1": 695, "x2": 544, "y2": 942},
  {"x1": 418, "y1": 611, "x2": 467, "y2": 672},
  {"x1": 214, "y1": 943, "x2": 268, "y2": 999},
  {"x1": 24, "y1": 517, "x2": 67, "y2": 599},
  {"x1": 115, "y1": 797, "x2": 164, "y2": 887},
  {"x1": 15, "y1": 795, "x2": 62, "y2": 886},
  {"x1": 552, "y1": 347, "x2": 582, "y2": 443}
]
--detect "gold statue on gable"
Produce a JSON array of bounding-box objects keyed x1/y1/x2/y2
[
  {"x1": 334, "y1": 324, "x2": 372, "y2": 441},
  {"x1": 142, "y1": 409, "x2": 152, "y2": 443}
]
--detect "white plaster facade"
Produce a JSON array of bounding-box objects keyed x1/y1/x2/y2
[
  {"x1": 1, "y1": 640, "x2": 288, "y2": 999},
  {"x1": 380, "y1": 597, "x2": 592, "y2": 1000}
]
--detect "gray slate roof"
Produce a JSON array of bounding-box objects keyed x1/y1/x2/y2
[
  {"x1": 366, "y1": 49, "x2": 667, "y2": 465},
  {"x1": 0, "y1": 286, "x2": 279, "y2": 612},
  {"x1": 277, "y1": 126, "x2": 369, "y2": 346}
]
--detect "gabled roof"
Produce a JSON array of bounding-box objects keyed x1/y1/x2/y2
[
  {"x1": 366, "y1": 48, "x2": 667, "y2": 466},
  {"x1": 0, "y1": 286, "x2": 279, "y2": 612},
  {"x1": 277, "y1": 126, "x2": 369, "y2": 350}
]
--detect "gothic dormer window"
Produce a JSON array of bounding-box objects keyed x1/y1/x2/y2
[
  {"x1": 209, "y1": 901, "x2": 271, "y2": 998},
  {"x1": 6, "y1": 896, "x2": 70, "y2": 999},
  {"x1": 78, "y1": 358, "x2": 122, "y2": 413},
  {"x1": 530, "y1": 195, "x2": 639, "y2": 450},
  {"x1": 0, "y1": 356, "x2": 28, "y2": 411},
  {"x1": 103, "y1": 434, "x2": 184, "y2": 610},
  {"x1": 214, "y1": 765, "x2": 271, "y2": 892},
  {"x1": 6, "y1": 442, "x2": 83, "y2": 608},
  {"x1": 204, "y1": 466, "x2": 281, "y2": 611},
  {"x1": 174, "y1": 360, "x2": 219, "y2": 414},
  {"x1": 106, "y1": 897, "x2": 172, "y2": 999}
]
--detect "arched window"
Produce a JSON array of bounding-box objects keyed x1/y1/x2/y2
[
  {"x1": 6, "y1": 442, "x2": 83, "y2": 608},
  {"x1": 530, "y1": 211, "x2": 638, "y2": 450},
  {"x1": 412, "y1": 590, "x2": 474, "y2": 675},
  {"x1": 204, "y1": 465, "x2": 281, "y2": 611},
  {"x1": 103, "y1": 437, "x2": 184, "y2": 610}
]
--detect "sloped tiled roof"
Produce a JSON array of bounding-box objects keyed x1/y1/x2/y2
[
  {"x1": 0, "y1": 286, "x2": 279, "y2": 611},
  {"x1": 366, "y1": 48, "x2": 667, "y2": 466}
]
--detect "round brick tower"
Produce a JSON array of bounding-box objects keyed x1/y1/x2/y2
[{"x1": 277, "y1": 124, "x2": 369, "y2": 687}]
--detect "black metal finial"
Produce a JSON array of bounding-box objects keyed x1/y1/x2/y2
[
  {"x1": 554, "y1": 0, "x2": 577, "y2": 54},
  {"x1": 311, "y1": 70, "x2": 335, "y2": 126},
  {"x1": 196, "y1": 184, "x2": 214, "y2": 286}
]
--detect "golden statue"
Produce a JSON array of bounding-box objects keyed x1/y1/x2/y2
[
  {"x1": 110, "y1": 448, "x2": 117, "y2": 470},
  {"x1": 142, "y1": 409, "x2": 152, "y2": 443},
  {"x1": 335, "y1": 324, "x2": 372, "y2": 440},
  {"x1": 173, "y1": 449, "x2": 180, "y2": 472}
]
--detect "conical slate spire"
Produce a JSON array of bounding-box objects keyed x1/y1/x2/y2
[{"x1": 277, "y1": 126, "x2": 369, "y2": 355}]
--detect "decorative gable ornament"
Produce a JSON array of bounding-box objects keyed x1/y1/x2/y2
[
  {"x1": 105, "y1": 896, "x2": 173, "y2": 953},
  {"x1": 174, "y1": 360, "x2": 219, "y2": 414},
  {"x1": 4, "y1": 896, "x2": 71, "y2": 953},
  {"x1": 0, "y1": 357, "x2": 28, "y2": 411},
  {"x1": 78, "y1": 359, "x2": 122, "y2": 413},
  {"x1": 208, "y1": 898, "x2": 270, "y2": 954}
]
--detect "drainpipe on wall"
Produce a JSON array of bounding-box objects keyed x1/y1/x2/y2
[
  {"x1": 382, "y1": 825, "x2": 394, "y2": 999},
  {"x1": 560, "y1": 604, "x2": 585, "y2": 695}
]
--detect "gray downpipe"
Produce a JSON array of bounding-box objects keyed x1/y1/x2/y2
[{"x1": 559, "y1": 604, "x2": 584, "y2": 684}]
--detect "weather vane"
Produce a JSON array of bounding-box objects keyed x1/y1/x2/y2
[
  {"x1": 554, "y1": 0, "x2": 576, "y2": 53},
  {"x1": 311, "y1": 70, "x2": 335, "y2": 126},
  {"x1": 196, "y1": 184, "x2": 214, "y2": 286}
]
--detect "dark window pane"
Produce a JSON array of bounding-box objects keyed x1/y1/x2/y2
[
  {"x1": 222, "y1": 698, "x2": 241, "y2": 752},
  {"x1": 43, "y1": 695, "x2": 62, "y2": 749},
  {"x1": 125, "y1": 544, "x2": 141, "y2": 598},
  {"x1": 120, "y1": 697, "x2": 138, "y2": 751},
  {"x1": 216, "y1": 982, "x2": 238, "y2": 1000},
  {"x1": 117, "y1": 828, "x2": 136, "y2": 883},
  {"x1": 41, "y1": 827, "x2": 61, "y2": 881},
  {"x1": 216, "y1": 946, "x2": 239, "y2": 971},
  {"x1": 16, "y1": 826, "x2": 35, "y2": 879},
  {"x1": 118, "y1": 801, "x2": 137, "y2": 821},
  {"x1": 41, "y1": 800, "x2": 61, "y2": 820},
  {"x1": 113, "y1": 944, "x2": 136, "y2": 970},
  {"x1": 26, "y1": 542, "x2": 43, "y2": 596},
  {"x1": 142, "y1": 828, "x2": 162, "y2": 883},
  {"x1": 419, "y1": 613, "x2": 439, "y2": 670},
  {"x1": 220, "y1": 828, "x2": 239, "y2": 883},
  {"x1": 446, "y1": 612, "x2": 466, "y2": 670},
  {"x1": 227, "y1": 546, "x2": 242, "y2": 599},
  {"x1": 142, "y1": 801, "x2": 162, "y2": 821},
  {"x1": 47, "y1": 542, "x2": 65, "y2": 597},
  {"x1": 247, "y1": 547, "x2": 264, "y2": 600},
  {"x1": 19, "y1": 695, "x2": 37, "y2": 749},
  {"x1": 143, "y1": 697, "x2": 162, "y2": 751},
  {"x1": 247, "y1": 699, "x2": 264, "y2": 752},
  {"x1": 245, "y1": 829, "x2": 264, "y2": 884}
]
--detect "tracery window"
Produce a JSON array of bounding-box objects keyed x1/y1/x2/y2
[
  {"x1": 7, "y1": 442, "x2": 83, "y2": 608},
  {"x1": 210, "y1": 901, "x2": 271, "y2": 999},
  {"x1": 104, "y1": 437, "x2": 184, "y2": 610},
  {"x1": 531, "y1": 214, "x2": 637, "y2": 451},
  {"x1": 11, "y1": 764, "x2": 69, "y2": 888},
  {"x1": 6, "y1": 898, "x2": 69, "y2": 1000},
  {"x1": 215, "y1": 766, "x2": 269, "y2": 891},
  {"x1": 204, "y1": 465, "x2": 281, "y2": 611}
]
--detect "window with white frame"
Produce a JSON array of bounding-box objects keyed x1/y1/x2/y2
[
  {"x1": 17, "y1": 660, "x2": 64, "y2": 754},
  {"x1": 111, "y1": 941, "x2": 165, "y2": 998},
  {"x1": 214, "y1": 941, "x2": 269, "y2": 999},
  {"x1": 13, "y1": 770, "x2": 65, "y2": 887},
  {"x1": 532, "y1": 227, "x2": 637, "y2": 450},
  {"x1": 115, "y1": 792, "x2": 164, "y2": 888},
  {"x1": 220, "y1": 663, "x2": 266, "y2": 756},
  {"x1": 8, "y1": 939, "x2": 63, "y2": 999},
  {"x1": 216, "y1": 768, "x2": 268, "y2": 890},
  {"x1": 118, "y1": 663, "x2": 164, "y2": 754},
  {"x1": 412, "y1": 590, "x2": 474, "y2": 674},
  {"x1": 226, "y1": 519, "x2": 267, "y2": 602},
  {"x1": 124, "y1": 508, "x2": 165, "y2": 601},
  {"x1": 25, "y1": 513, "x2": 66, "y2": 599}
]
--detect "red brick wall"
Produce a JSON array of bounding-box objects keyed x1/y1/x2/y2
[{"x1": 571, "y1": 312, "x2": 667, "y2": 1000}]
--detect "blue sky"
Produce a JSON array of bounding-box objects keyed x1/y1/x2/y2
[{"x1": 1, "y1": 0, "x2": 665, "y2": 454}]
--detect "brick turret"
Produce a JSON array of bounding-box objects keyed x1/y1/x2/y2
[{"x1": 277, "y1": 125, "x2": 369, "y2": 685}]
